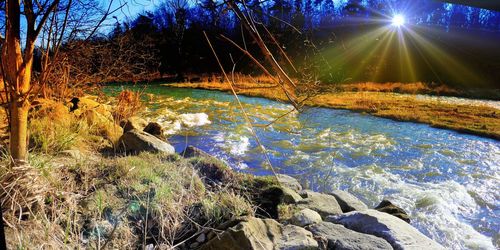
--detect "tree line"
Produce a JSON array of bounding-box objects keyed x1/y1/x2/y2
[{"x1": 55, "y1": 0, "x2": 500, "y2": 86}]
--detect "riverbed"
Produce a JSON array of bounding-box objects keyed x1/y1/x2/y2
[{"x1": 106, "y1": 85, "x2": 499, "y2": 250}]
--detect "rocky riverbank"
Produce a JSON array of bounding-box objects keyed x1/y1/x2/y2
[
  {"x1": 110, "y1": 113, "x2": 445, "y2": 249},
  {"x1": 1, "y1": 95, "x2": 445, "y2": 249}
]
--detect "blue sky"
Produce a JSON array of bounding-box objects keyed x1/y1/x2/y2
[{"x1": 106, "y1": 0, "x2": 158, "y2": 22}]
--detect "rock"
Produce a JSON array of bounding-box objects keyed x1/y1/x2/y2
[
  {"x1": 307, "y1": 221, "x2": 393, "y2": 250},
  {"x1": 327, "y1": 210, "x2": 444, "y2": 250},
  {"x1": 282, "y1": 186, "x2": 302, "y2": 204},
  {"x1": 196, "y1": 233, "x2": 206, "y2": 243},
  {"x1": 290, "y1": 208, "x2": 322, "y2": 227},
  {"x1": 120, "y1": 117, "x2": 148, "y2": 132},
  {"x1": 143, "y1": 122, "x2": 164, "y2": 138},
  {"x1": 297, "y1": 190, "x2": 343, "y2": 218},
  {"x1": 200, "y1": 217, "x2": 318, "y2": 250},
  {"x1": 118, "y1": 129, "x2": 175, "y2": 154},
  {"x1": 375, "y1": 200, "x2": 410, "y2": 223},
  {"x1": 277, "y1": 174, "x2": 302, "y2": 191},
  {"x1": 277, "y1": 224, "x2": 318, "y2": 250},
  {"x1": 181, "y1": 145, "x2": 212, "y2": 158},
  {"x1": 330, "y1": 190, "x2": 368, "y2": 213}
]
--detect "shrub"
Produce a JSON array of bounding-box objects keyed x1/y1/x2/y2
[{"x1": 112, "y1": 90, "x2": 143, "y2": 123}]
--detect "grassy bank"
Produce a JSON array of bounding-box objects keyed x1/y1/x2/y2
[
  {"x1": 0, "y1": 97, "x2": 283, "y2": 249},
  {"x1": 169, "y1": 81, "x2": 500, "y2": 140}
]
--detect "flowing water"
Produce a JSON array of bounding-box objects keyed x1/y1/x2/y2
[{"x1": 106, "y1": 85, "x2": 500, "y2": 250}]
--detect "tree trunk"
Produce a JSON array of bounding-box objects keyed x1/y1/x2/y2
[
  {"x1": 1, "y1": 0, "x2": 32, "y2": 164},
  {"x1": 9, "y1": 99, "x2": 29, "y2": 163}
]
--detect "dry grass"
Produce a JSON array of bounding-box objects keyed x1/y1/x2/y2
[
  {"x1": 170, "y1": 81, "x2": 500, "y2": 140},
  {"x1": 29, "y1": 98, "x2": 122, "y2": 153},
  {"x1": 1, "y1": 150, "x2": 259, "y2": 249},
  {"x1": 338, "y1": 82, "x2": 458, "y2": 95},
  {"x1": 112, "y1": 90, "x2": 144, "y2": 123},
  {"x1": 0, "y1": 90, "x2": 265, "y2": 249}
]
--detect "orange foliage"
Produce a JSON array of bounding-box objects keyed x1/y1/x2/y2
[{"x1": 112, "y1": 90, "x2": 143, "y2": 123}]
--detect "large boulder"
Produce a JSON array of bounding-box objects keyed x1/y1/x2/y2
[
  {"x1": 327, "y1": 210, "x2": 444, "y2": 250},
  {"x1": 375, "y1": 200, "x2": 410, "y2": 223},
  {"x1": 201, "y1": 217, "x2": 318, "y2": 250},
  {"x1": 330, "y1": 190, "x2": 368, "y2": 213},
  {"x1": 290, "y1": 208, "x2": 322, "y2": 227},
  {"x1": 307, "y1": 222, "x2": 393, "y2": 250},
  {"x1": 277, "y1": 174, "x2": 302, "y2": 191},
  {"x1": 297, "y1": 190, "x2": 343, "y2": 219},
  {"x1": 118, "y1": 129, "x2": 174, "y2": 154}
]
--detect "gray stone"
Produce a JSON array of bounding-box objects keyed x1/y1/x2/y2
[
  {"x1": 181, "y1": 145, "x2": 212, "y2": 158},
  {"x1": 118, "y1": 129, "x2": 175, "y2": 154},
  {"x1": 277, "y1": 174, "x2": 302, "y2": 191},
  {"x1": 307, "y1": 221, "x2": 393, "y2": 250},
  {"x1": 375, "y1": 200, "x2": 410, "y2": 223},
  {"x1": 277, "y1": 224, "x2": 319, "y2": 250},
  {"x1": 196, "y1": 233, "x2": 206, "y2": 243},
  {"x1": 282, "y1": 186, "x2": 303, "y2": 204},
  {"x1": 290, "y1": 208, "x2": 322, "y2": 227},
  {"x1": 327, "y1": 210, "x2": 444, "y2": 250},
  {"x1": 330, "y1": 190, "x2": 368, "y2": 212},
  {"x1": 297, "y1": 190, "x2": 343, "y2": 218},
  {"x1": 201, "y1": 217, "x2": 317, "y2": 250}
]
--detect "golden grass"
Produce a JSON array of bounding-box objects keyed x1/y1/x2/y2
[
  {"x1": 112, "y1": 90, "x2": 144, "y2": 122},
  {"x1": 169, "y1": 81, "x2": 500, "y2": 140},
  {"x1": 339, "y1": 82, "x2": 458, "y2": 95}
]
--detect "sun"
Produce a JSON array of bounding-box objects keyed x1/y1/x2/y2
[{"x1": 392, "y1": 14, "x2": 406, "y2": 27}]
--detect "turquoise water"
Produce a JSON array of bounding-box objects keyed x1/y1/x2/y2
[{"x1": 106, "y1": 85, "x2": 500, "y2": 249}]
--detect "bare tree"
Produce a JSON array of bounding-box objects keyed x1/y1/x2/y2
[
  {"x1": 0, "y1": 0, "x2": 122, "y2": 165},
  {"x1": 1, "y1": 0, "x2": 61, "y2": 164}
]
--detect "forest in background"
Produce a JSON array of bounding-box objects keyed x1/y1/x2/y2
[
  {"x1": 24, "y1": 0, "x2": 500, "y2": 90},
  {"x1": 2, "y1": 0, "x2": 500, "y2": 94}
]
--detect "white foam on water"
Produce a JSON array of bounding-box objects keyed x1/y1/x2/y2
[
  {"x1": 155, "y1": 109, "x2": 211, "y2": 134},
  {"x1": 230, "y1": 136, "x2": 250, "y2": 156},
  {"x1": 329, "y1": 163, "x2": 496, "y2": 250},
  {"x1": 178, "y1": 113, "x2": 211, "y2": 127}
]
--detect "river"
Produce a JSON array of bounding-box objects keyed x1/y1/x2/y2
[{"x1": 106, "y1": 85, "x2": 499, "y2": 250}]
